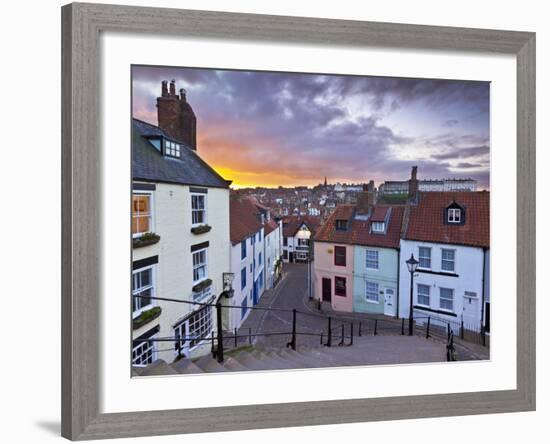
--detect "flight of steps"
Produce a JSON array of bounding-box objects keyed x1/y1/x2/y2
[{"x1": 133, "y1": 340, "x2": 436, "y2": 376}]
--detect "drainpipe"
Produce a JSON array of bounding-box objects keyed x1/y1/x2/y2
[
  {"x1": 480, "y1": 247, "x2": 487, "y2": 330},
  {"x1": 396, "y1": 247, "x2": 401, "y2": 319}
]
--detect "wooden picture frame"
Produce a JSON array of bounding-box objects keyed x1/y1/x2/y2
[{"x1": 61, "y1": 2, "x2": 535, "y2": 440}]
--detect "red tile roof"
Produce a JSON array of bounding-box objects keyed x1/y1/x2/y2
[
  {"x1": 404, "y1": 191, "x2": 489, "y2": 248},
  {"x1": 282, "y1": 215, "x2": 321, "y2": 237},
  {"x1": 230, "y1": 197, "x2": 262, "y2": 245},
  {"x1": 370, "y1": 206, "x2": 389, "y2": 222},
  {"x1": 314, "y1": 204, "x2": 404, "y2": 249},
  {"x1": 314, "y1": 205, "x2": 356, "y2": 244},
  {"x1": 264, "y1": 218, "x2": 279, "y2": 236},
  {"x1": 354, "y1": 207, "x2": 404, "y2": 249}
]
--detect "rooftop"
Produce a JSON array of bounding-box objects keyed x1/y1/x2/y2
[
  {"x1": 282, "y1": 215, "x2": 321, "y2": 237},
  {"x1": 230, "y1": 196, "x2": 263, "y2": 245},
  {"x1": 132, "y1": 118, "x2": 230, "y2": 189},
  {"x1": 314, "y1": 204, "x2": 404, "y2": 249},
  {"x1": 404, "y1": 191, "x2": 489, "y2": 248}
]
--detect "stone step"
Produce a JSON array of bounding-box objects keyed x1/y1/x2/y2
[
  {"x1": 171, "y1": 358, "x2": 204, "y2": 374},
  {"x1": 222, "y1": 356, "x2": 249, "y2": 372},
  {"x1": 271, "y1": 348, "x2": 325, "y2": 368},
  {"x1": 251, "y1": 350, "x2": 296, "y2": 370},
  {"x1": 233, "y1": 351, "x2": 279, "y2": 371},
  {"x1": 139, "y1": 359, "x2": 178, "y2": 376},
  {"x1": 193, "y1": 355, "x2": 228, "y2": 373}
]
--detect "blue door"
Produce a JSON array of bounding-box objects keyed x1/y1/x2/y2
[{"x1": 253, "y1": 280, "x2": 259, "y2": 305}]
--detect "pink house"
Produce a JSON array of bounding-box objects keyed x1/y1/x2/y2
[{"x1": 313, "y1": 205, "x2": 355, "y2": 312}]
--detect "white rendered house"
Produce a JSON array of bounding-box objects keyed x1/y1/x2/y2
[
  {"x1": 131, "y1": 82, "x2": 232, "y2": 368},
  {"x1": 398, "y1": 192, "x2": 490, "y2": 334}
]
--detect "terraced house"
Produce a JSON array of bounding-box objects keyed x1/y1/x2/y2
[
  {"x1": 313, "y1": 198, "x2": 404, "y2": 316},
  {"x1": 131, "y1": 81, "x2": 231, "y2": 368},
  {"x1": 398, "y1": 191, "x2": 490, "y2": 334},
  {"x1": 352, "y1": 205, "x2": 404, "y2": 317},
  {"x1": 313, "y1": 205, "x2": 357, "y2": 313},
  {"x1": 228, "y1": 196, "x2": 266, "y2": 331},
  {"x1": 282, "y1": 215, "x2": 321, "y2": 263}
]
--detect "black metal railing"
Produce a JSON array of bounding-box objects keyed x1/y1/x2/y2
[
  {"x1": 134, "y1": 294, "x2": 487, "y2": 366},
  {"x1": 411, "y1": 313, "x2": 487, "y2": 346},
  {"x1": 135, "y1": 294, "x2": 358, "y2": 363}
]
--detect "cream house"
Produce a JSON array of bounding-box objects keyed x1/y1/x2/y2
[{"x1": 131, "y1": 82, "x2": 231, "y2": 368}]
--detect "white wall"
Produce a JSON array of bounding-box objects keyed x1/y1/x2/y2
[
  {"x1": 265, "y1": 221, "x2": 283, "y2": 288},
  {"x1": 133, "y1": 183, "x2": 230, "y2": 361},
  {"x1": 3, "y1": 1, "x2": 548, "y2": 444},
  {"x1": 399, "y1": 239, "x2": 485, "y2": 332},
  {"x1": 229, "y1": 239, "x2": 254, "y2": 330}
]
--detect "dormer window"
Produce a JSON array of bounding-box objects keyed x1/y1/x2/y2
[
  {"x1": 445, "y1": 202, "x2": 464, "y2": 225},
  {"x1": 147, "y1": 137, "x2": 162, "y2": 152},
  {"x1": 164, "y1": 139, "x2": 181, "y2": 158},
  {"x1": 371, "y1": 221, "x2": 386, "y2": 233},
  {"x1": 335, "y1": 219, "x2": 348, "y2": 231},
  {"x1": 448, "y1": 208, "x2": 461, "y2": 223}
]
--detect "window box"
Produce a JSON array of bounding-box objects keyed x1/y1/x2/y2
[
  {"x1": 132, "y1": 232, "x2": 160, "y2": 248},
  {"x1": 192, "y1": 278, "x2": 212, "y2": 293},
  {"x1": 190, "y1": 224, "x2": 212, "y2": 235},
  {"x1": 132, "y1": 306, "x2": 162, "y2": 330}
]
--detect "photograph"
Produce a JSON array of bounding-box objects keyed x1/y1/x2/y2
[{"x1": 131, "y1": 66, "x2": 491, "y2": 376}]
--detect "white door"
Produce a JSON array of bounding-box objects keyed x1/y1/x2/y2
[
  {"x1": 384, "y1": 288, "x2": 395, "y2": 316},
  {"x1": 462, "y1": 292, "x2": 480, "y2": 329}
]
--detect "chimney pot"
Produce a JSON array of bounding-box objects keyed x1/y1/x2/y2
[
  {"x1": 161, "y1": 80, "x2": 168, "y2": 97},
  {"x1": 169, "y1": 79, "x2": 176, "y2": 95},
  {"x1": 180, "y1": 88, "x2": 186, "y2": 101}
]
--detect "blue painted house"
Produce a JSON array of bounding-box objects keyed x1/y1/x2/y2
[{"x1": 352, "y1": 206, "x2": 404, "y2": 316}]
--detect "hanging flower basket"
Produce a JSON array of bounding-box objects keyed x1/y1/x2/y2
[
  {"x1": 133, "y1": 232, "x2": 160, "y2": 248},
  {"x1": 190, "y1": 224, "x2": 212, "y2": 235},
  {"x1": 132, "y1": 306, "x2": 162, "y2": 330},
  {"x1": 192, "y1": 278, "x2": 212, "y2": 293}
]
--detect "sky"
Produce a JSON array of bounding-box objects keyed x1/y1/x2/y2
[{"x1": 132, "y1": 66, "x2": 490, "y2": 189}]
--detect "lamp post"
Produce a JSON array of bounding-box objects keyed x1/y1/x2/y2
[
  {"x1": 222, "y1": 272, "x2": 235, "y2": 298},
  {"x1": 406, "y1": 254, "x2": 419, "y2": 336}
]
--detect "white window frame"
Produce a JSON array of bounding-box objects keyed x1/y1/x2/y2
[
  {"x1": 439, "y1": 287, "x2": 454, "y2": 312},
  {"x1": 365, "y1": 249, "x2": 379, "y2": 270},
  {"x1": 132, "y1": 265, "x2": 155, "y2": 318},
  {"x1": 372, "y1": 221, "x2": 385, "y2": 233},
  {"x1": 191, "y1": 193, "x2": 207, "y2": 227},
  {"x1": 132, "y1": 192, "x2": 153, "y2": 238},
  {"x1": 173, "y1": 306, "x2": 213, "y2": 356},
  {"x1": 447, "y1": 208, "x2": 461, "y2": 223},
  {"x1": 132, "y1": 334, "x2": 157, "y2": 367},
  {"x1": 418, "y1": 246, "x2": 431, "y2": 269},
  {"x1": 441, "y1": 248, "x2": 456, "y2": 272},
  {"x1": 192, "y1": 248, "x2": 208, "y2": 284},
  {"x1": 241, "y1": 240, "x2": 247, "y2": 260},
  {"x1": 165, "y1": 139, "x2": 181, "y2": 157},
  {"x1": 365, "y1": 281, "x2": 379, "y2": 303},
  {"x1": 417, "y1": 283, "x2": 430, "y2": 307}
]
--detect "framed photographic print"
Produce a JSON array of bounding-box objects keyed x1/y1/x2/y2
[{"x1": 61, "y1": 2, "x2": 535, "y2": 440}]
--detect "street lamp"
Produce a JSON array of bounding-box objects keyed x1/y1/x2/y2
[
  {"x1": 222, "y1": 272, "x2": 235, "y2": 299},
  {"x1": 406, "y1": 254, "x2": 419, "y2": 336},
  {"x1": 296, "y1": 228, "x2": 312, "y2": 298}
]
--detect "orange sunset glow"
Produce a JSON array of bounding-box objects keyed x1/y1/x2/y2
[{"x1": 132, "y1": 66, "x2": 490, "y2": 189}]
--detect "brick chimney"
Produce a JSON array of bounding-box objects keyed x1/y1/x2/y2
[
  {"x1": 156, "y1": 80, "x2": 197, "y2": 150},
  {"x1": 357, "y1": 180, "x2": 376, "y2": 216},
  {"x1": 408, "y1": 166, "x2": 418, "y2": 200}
]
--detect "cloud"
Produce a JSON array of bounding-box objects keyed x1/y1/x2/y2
[
  {"x1": 132, "y1": 65, "x2": 490, "y2": 188},
  {"x1": 443, "y1": 119, "x2": 459, "y2": 127}
]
